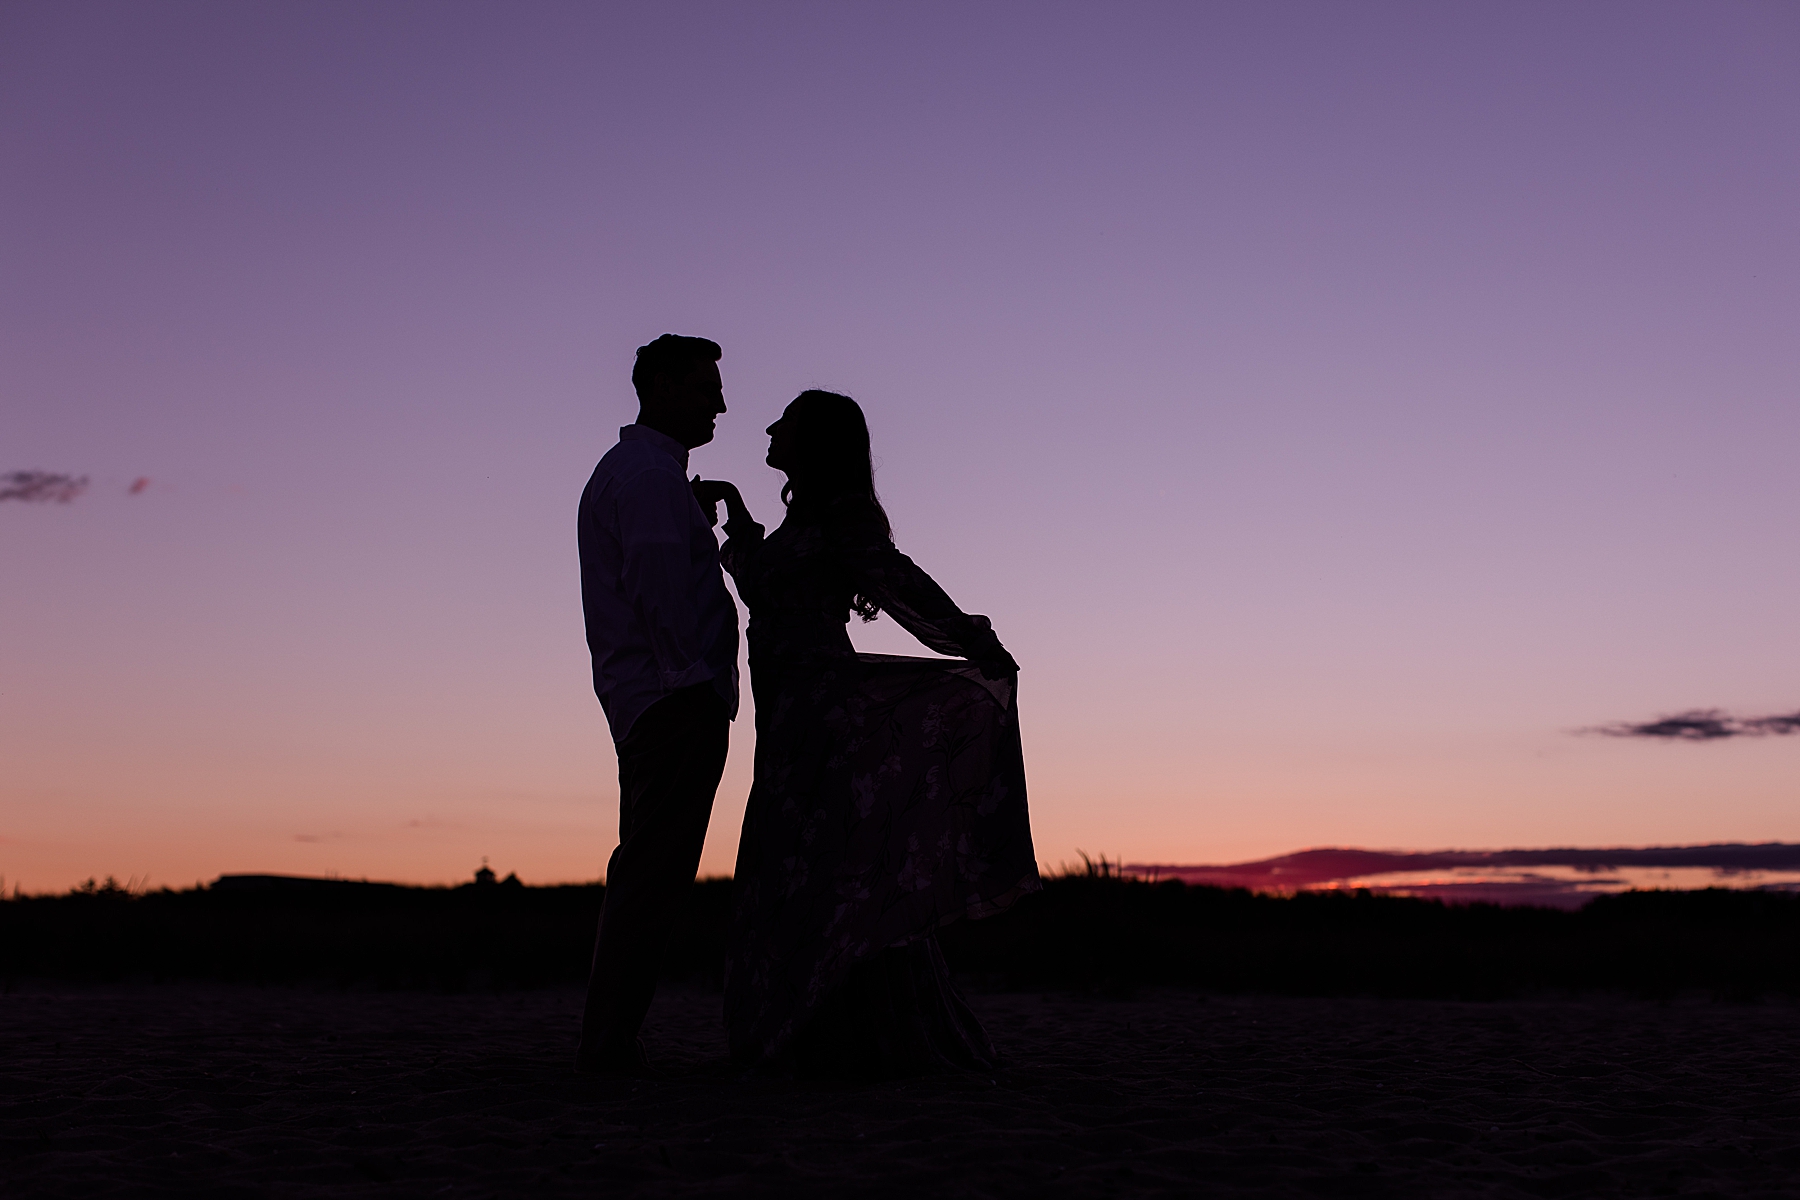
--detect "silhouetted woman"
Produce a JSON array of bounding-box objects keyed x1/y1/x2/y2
[{"x1": 694, "y1": 390, "x2": 1039, "y2": 1076}]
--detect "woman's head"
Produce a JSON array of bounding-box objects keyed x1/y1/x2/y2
[{"x1": 767, "y1": 390, "x2": 890, "y2": 538}]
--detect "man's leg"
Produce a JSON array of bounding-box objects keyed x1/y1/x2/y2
[{"x1": 577, "y1": 683, "x2": 728, "y2": 1068}]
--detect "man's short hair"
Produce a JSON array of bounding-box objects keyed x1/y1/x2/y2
[{"x1": 632, "y1": 334, "x2": 722, "y2": 400}]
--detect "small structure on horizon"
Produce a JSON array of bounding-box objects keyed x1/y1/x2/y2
[{"x1": 474, "y1": 857, "x2": 496, "y2": 886}]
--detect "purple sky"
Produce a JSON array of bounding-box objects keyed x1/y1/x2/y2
[{"x1": 4, "y1": 1, "x2": 1797, "y2": 891}]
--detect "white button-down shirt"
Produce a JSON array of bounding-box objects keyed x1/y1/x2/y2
[{"x1": 578, "y1": 425, "x2": 740, "y2": 742}]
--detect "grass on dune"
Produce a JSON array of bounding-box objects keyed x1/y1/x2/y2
[{"x1": 3, "y1": 862, "x2": 1799, "y2": 999}]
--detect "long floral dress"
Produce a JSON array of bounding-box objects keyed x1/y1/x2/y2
[{"x1": 720, "y1": 497, "x2": 1040, "y2": 1074}]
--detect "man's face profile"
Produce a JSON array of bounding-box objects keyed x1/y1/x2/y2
[{"x1": 648, "y1": 360, "x2": 726, "y2": 448}]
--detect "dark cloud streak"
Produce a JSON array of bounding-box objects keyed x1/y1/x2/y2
[
  {"x1": 1590, "y1": 708, "x2": 1800, "y2": 741},
  {"x1": 1, "y1": 471, "x2": 89, "y2": 503},
  {"x1": 1742, "y1": 711, "x2": 1800, "y2": 736}
]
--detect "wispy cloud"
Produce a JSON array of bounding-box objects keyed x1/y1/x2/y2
[
  {"x1": 1588, "y1": 708, "x2": 1800, "y2": 740},
  {"x1": 1, "y1": 471, "x2": 89, "y2": 503}
]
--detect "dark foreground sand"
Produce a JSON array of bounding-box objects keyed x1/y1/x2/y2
[{"x1": 3, "y1": 983, "x2": 1796, "y2": 1198}]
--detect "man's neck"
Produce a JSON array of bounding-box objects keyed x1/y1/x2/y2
[
  {"x1": 635, "y1": 413, "x2": 694, "y2": 449},
  {"x1": 625, "y1": 421, "x2": 691, "y2": 468}
]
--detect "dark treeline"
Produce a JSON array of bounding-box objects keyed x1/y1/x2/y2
[{"x1": 4, "y1": 871, "x2": 1799, "y2": 999}]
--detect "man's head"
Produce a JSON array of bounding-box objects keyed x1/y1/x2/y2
[{"x1": 632, "y1": 334, "x2": 725, "y2": 449}]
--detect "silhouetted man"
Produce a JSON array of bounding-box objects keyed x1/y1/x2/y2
[{"x1": 575, "y1": 334, "x2": 738, "y2": 1072}]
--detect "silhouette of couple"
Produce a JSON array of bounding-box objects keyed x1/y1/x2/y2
[{"x1": 575, "y1": 334, "x2": 1040, "y2": 1077}]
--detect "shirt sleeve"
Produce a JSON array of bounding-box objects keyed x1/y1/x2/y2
[{"x1": 616, "y1": 467, "x2": 719, "y2": 692}]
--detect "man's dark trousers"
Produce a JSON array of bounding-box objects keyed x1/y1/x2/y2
[{"x1": 578, "y1": 682, "x2": 729, "y2": 1064}]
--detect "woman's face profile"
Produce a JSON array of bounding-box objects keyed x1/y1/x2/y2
[{"x1": 766, "y1": 405, "x2": 800, "y2": 473}]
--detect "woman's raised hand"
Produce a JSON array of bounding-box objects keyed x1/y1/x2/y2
[
  {"x1": 975, "y1": 648, "x2": 1021, "y2": 680},
  {"x1": 691, "y1": 477, "x2": 746, "y2": 528}
]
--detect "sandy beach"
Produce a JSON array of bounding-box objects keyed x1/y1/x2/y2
[{"x1": 4, "y1": 982, "x2": 1796, "y2": 1198}]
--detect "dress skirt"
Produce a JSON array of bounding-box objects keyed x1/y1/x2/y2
[{"x1": 723, "y1": 652, "x2": 1040, "y2": 1073}]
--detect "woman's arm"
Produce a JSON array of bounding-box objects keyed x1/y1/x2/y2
[
  {"x1": 832, "y1": 506, "x2": 1019, "y2": 678},
  {"x1": 693, "y1": 478, "x2": 764, "y2": 578}
]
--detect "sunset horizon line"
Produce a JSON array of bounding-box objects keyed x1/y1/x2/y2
[{"x1": 13, "y1": 838, "x2": 1799, "y2": 900}]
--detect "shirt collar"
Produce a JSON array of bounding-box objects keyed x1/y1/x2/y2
[{"x1": 620, "y1": 424, "x2": 690, "y2": 470}]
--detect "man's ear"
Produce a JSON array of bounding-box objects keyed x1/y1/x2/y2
[{"x1": 638, "y1": 373, "x2": 672, "y2": 413}]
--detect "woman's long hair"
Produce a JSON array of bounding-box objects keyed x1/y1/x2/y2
[{"x1": 780, "y1": 389, "x2": 891, "y2": 620}]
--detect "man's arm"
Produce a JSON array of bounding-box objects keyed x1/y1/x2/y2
[{"x1": 615, "y1": 467, "x2": 717, "y2": 692}]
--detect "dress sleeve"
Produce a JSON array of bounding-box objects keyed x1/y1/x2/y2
[
  {"x1": 718, "y1": 515, "x2": 765, "y2": 584},
  {"x1": 829, "y1": 505, "x2": 1014, "y2": 666}
]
